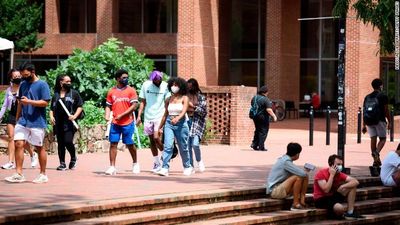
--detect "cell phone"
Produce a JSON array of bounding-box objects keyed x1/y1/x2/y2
[{"x1": 304, "y1": 163, "x2": 316, "y2": 171}]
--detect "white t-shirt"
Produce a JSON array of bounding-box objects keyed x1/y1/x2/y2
[
  {"x1": 380, "y1": 151, "x2": 400, "y2": 186},
  {"x1": 139, "y1": 80, "x2": 170, "y2": 122}
]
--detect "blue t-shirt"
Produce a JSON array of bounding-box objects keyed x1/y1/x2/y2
[{"x1": 17, "y1": 80, "x2": 51, "y2": 129}]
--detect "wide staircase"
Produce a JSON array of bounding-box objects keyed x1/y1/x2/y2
[{"x1": 1, "y1": 176, "x2": 400, "y2": 225}]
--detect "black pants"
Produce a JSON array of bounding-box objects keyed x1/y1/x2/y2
[
  {"x1": 251, "y1": 114, "x2": 269, "y2": 150},
  {"x1": 56, "y1": 127, "x2": 77, "y2": 164}
]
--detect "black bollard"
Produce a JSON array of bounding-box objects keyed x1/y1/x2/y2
[
  {"x1": 390, "y1": 107, "x2": 394, "y2": 142},
  {"x1": 344, "y1": 108, "x2": 347, "y2": 145},
  {"x1": 309, "y1": 106, "x2": 314, "y2": 146},
  {"x1": 326, "y1": 106, "x2": 331, "y2": 145},
  {"x1": 357, "y1": 107, "x2": 361, "y2": 143}
]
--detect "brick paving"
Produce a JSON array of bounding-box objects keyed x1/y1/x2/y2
[{"x1": 0, "y1": 118, "x2": 398, "y2": 216}]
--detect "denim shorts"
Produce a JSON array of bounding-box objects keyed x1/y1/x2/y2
[
  {"x1": 367, "y1": 121, "x2": 387, "y2": 138},
  {"x1": 109, "y1": 122, "x2": 135, "y2": 145}
]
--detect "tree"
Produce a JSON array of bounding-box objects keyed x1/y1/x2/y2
[
  {"x1": 46, "y1": 38, "x2": 154, "y2": 105},
  {"x1": 0, "y1": 0, "x2": 44, "y2": 52},
  {"x1": 333, "y1": 0, "x2": 395, "y2": 55}
]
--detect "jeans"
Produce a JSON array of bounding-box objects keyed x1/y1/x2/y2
[
  {"x1": 187, "y1": 118, "x2": 202, "y2": 166},
  {"x1": 161, "y1": 117, "x2": 191, "y2": 169},
  {"x1": 251, "y1": 114, "x2": 269, "y2": 150}
]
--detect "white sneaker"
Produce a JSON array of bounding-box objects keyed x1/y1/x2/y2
[
  {"x1": 157, "y1": 168, "x2": 169, "y2": 176},
  {"x1": 32, "y1": 174, "x2": 49, "y2": 184},
  {"x1": 105, "y1": 166, "x2": 117, "y2": 175},
  {"x1": 183, "y1": 167, "x2": 195, "y2": 176},
  {"x1": 1, "y1": 162, "x2": 15, "y2": 170},
  {"x1": 197, "y1": 161, "x2": 206, "y2": 172},
  {"x1": 31, "y1": 152, "x2": 38, "y2": 168},
  {"x1": 132, "y1": 163, "x2": 140, "y2": 174},
  {"x1": 151, "y1": 162, "x2": 162, "y2": 173},
  {"x1": 5, "y1": 173, "x2": 26, "y2": 183}
]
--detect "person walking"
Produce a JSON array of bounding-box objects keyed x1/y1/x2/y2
[
  {"x1": 0, "y1": 69, "x2": 38, "y2": 170},
  {"x1": 187, "y1": 78, "x2": 207, "y2": 172},
  {"x1": 4, "y1": 62, "x2": 51, "y2": 183},
  {"x1": 156, "y1": 77, "x2": 193, "y2": 176},
  {"x1": 104, "y1": 69, "x2": 139, "y2": 175},
  {"x1": 249, "y1": 86, "x2": 277, "y2": 151},
  {"x1": 362, "y1": 78, "x2": 391, "y2": 167},
  {"x1": 137, "y1": 71, "x2": 170, "y2": 172},
  {"x1": 49, "y1": 75, "x2": 84, "y2": 171}
]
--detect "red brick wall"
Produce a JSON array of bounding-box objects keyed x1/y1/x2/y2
[
  {"x1": 345, "y1": 5, "x2": 380, "y2": 133},
  {"x1": 178, "y1": 0, "x2": 219, "y2": 86}
]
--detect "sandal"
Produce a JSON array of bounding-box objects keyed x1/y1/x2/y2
[{"x1": 290, "y1": 204, "x2": 306, "y2": 211}]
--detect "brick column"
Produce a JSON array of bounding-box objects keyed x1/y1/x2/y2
[
  {"x1": 45, "y1": 0, "x2": 59, "y2": 34},
  {"x1": 345, "y1": 6, "x2": 380, "y2": 133},
  {"x1": 97, "y1": 0, "x2": 113, "y2": 45},
  {"x1": 266, "y1": 0, "x2": 300, "y2": 104},
  {"x1": 177, "y1": 0, "x2": 219, "y2": 86}
]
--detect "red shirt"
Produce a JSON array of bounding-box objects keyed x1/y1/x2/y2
[
  {"x1": 313, "y1": 168, "x2": 348, "y2": 200},
  {"x1": 106, "y1": 86, "x2": 138, "y2": 126}
]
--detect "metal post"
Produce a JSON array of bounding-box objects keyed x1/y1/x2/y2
[
  {"x1": 337, "y1": 17, "x2": 348, "y2": 173},
  {"x1": 357, "y1": 107, "x2": 362, "y2": 143},
  {"x1": 326, "y1": 106, "x2": 331, "y2": 145},
  {"x1": 390, "y1": 107, "x2": 395, "y2": 142},
  {"x1": 344, "y1": 108, "x2": 347, "y2": 145},
  {"x1": 309, "y1": 106, "x2": 314, "y2": 146}
]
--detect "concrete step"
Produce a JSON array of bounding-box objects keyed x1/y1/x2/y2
[
  {"x1": 296, "y1": 209, "x2": 400, "y2": 225},
  {"x1": 53, "y1": 188, "x2": 399, "y2": 225},
  {"x1": 184, "y1": 197, "x2": 400, "y2": 225},
  {"x1": 0, "y1": 176, "x2": 385, "y2": 225}
]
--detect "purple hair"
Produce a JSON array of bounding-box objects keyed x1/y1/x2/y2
[{"x1": 149, "y1": 70, "x2": 162, "y2": 81}]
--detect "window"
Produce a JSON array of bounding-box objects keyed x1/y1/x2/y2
[
  {"x1": 300, "y1": 0, "x2": 338, "y2": 105},
  {"x1": 117, "y1": 0, "x2": 177, "y2": 33},
  {"x1": 59, "y1": 0, "x2": 96, "y2": 33},
  {"x1": 147, "y1": 55, "x2": 177, "y2": 77},
  {"x1": 229, "y1": 0, "x2": 266, "y2": 87},
  {"x1": 12, "y1": 55, "x2": 68, "y2": 80}
]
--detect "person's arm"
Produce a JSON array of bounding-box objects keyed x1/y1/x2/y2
[
  {"x1": 317, "y1": 166, "x2": 337, "y2": 193},
  {"x1": 49, "y1": 110, "x2": 56, "y2": 125},
  {"x1": 194, "y1": 94, "x2": 207, "y2": 118},
  {"x1": 0, "y1": 89, "x2": 11, "y2": 120},
  {"x1": 15, "y1": 99, "x2": 22, "y2": 122},
  {"x1": 137, "y1": 98, "x2": 146, "y2": 125},
  {"x1": 384, "y1": 104, "x2": 391, "y2": 128},
  {"x1": 171, "y1": 96, "x2": 189, "y2": 125},
  {"x1": 105, "y1": 106, "x2": 112, "y2": 122},
  {"x1": 284, "y1": 161, "x2": 307, "y2": 177},
  {"x1": 267, "y1": 108, "x2": 277, "y2": 121},
  {"x1": 19, "y1": 97, "x2": 48, "y2": 107},
  {"x1": 338, "y1": 176, "x2": 359, "y2": 190},
  {"x1": 158, "y1": 98, "x2": 170, "y2": 133}
]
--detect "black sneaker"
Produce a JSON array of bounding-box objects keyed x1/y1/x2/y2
[
  {"x1": 69, "y1": 160, "x2": 78, "y2": 170},
  {"x1": 57, "y1": 163, "x2": 67, "y2": 171},
  {"x1": 343, "y1": 212, "x2": 365, "y2": 220}
]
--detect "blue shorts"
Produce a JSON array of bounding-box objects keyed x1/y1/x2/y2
[{"x1": 109, "y1": 122, "x2": 135, "y2": 145}]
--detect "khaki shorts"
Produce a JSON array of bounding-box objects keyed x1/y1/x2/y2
[{"x1": 270, "y1": 183, "x2": 288, "y2": 199}]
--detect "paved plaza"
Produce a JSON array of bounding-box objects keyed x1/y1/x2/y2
[{"x1": 0, "y1": 118, "x2": 398, "y2": 217}]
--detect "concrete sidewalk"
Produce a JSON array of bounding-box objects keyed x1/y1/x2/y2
[{"x1": 0, "y1": 118, "x2": 398, "y2": 215}]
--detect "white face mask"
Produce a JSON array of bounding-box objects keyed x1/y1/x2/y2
[
  {"x1": 336, "y1": 165, "x2": 343, "y2": 172},
  {"x1": 171, "y1": 86, "x2": 180, "y2": 94}
]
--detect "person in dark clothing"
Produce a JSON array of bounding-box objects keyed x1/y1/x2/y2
[
  {"x1": 250, "y1": 86, "x2": 277, "y2": 151},
  {"x1": 49, "y1": 75, "x2": 83, "y2": 171},
  {"x1": 362, "y1": 78, "x2": 390, "y2": 166}
]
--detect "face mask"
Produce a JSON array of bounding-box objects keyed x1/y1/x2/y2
[
  {"x1": 63, "y1": 83, "x2": 72, "y2": 90},
  {"x1": 119, "y1": 78, "x2": 128, "y2": 86},
  {"x1": 152, "y1": 80, "x2": 161, "y2": 87},
  {"x1": 12, "y1": 78, "x2": 22, "y2": 84},
  {"x1": 336, "y1": 165, "x2": 343, "y2": 172},
  {"x1": 22, "y1": 75, "x2": 32, "y2": 82},
  {"x1": 171, "y1": 86, "x2": 180, "y2": 94}
]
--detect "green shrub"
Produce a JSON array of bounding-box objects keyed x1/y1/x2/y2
[{"x1": 0, "y1": 91, "x2": 9, "y2": 123}]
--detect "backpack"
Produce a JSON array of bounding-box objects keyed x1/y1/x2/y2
[
  {"x1": 249, "y1": 96, "x2": 260, "y2": 119},
  {"x1": 363, "y1": 94, "x2": 380, "y2": 126}
]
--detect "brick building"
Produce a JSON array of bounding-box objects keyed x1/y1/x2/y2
[{"x1": 0, "y1": 0, "x2": 397, "y2": 144}]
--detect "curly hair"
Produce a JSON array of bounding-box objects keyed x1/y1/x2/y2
[
  {"x1": 187, "y1": 78, "x2": 202, "y2": 94},
  {"x1": 167, "y1": 77, "x2": 188, "y2": 95}
]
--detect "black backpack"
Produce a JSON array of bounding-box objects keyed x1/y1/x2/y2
[
  {"x1": 363, "y1": 94, "x2": 380, "y2": 126},
  {"x1": 249, "y1": 96, "x2": 260, "y2": 119}
]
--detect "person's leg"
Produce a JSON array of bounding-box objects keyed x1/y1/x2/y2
[
  {"x1": 161, "y1": 119, "x2": 174, "y2": 169},
  {"x1": 6, "y1": 124, "x2": 15, "y2": 163},
  {"x1": 300, "y1": 175, "x2": 309, "y2": 206},
  {"x1": 121, "y1": 122, "x2": 137, "y2": 164},
  {"x1": 258, "y1": 118, "x2": 269, "y2": 150},
  {"x1": 148, "y1": 136, "x2": 159, "y2": 156},
  {"x1": 126, "y1": 144, "x2": 137, "y2": 163},
  {"x1": 278, "y1": 175, "x2": 303, "y2": 206},
  {"x1": 56, "y1": 129, "x2": 67, "y2": 165},
  {"x1": 64, "y1": 129, "x2": 77, "y2": 161},
  {"x1": 152, "y1": 119, "x2": 164, "y2": 151},
  {"x1": 109, "y1": 143, "x2": 118, "y2": 166},
  {"x1": 108, "y1": 124, "x2": 122, "y2": 167},
  {"x1": 333, "y1": 203, "x2": 346, "y2": 217},
  {"x1": 251, "y1": 119, "x2": 259, "y2": 149},
  {"x1": 377, "y1": 137, "x2": 386, "y2": 153},
  {"x1": 188, "y1": 136, "x2": 194, "y2": 166},
  {"x1": 192, "y1": 135, "x2": 202, "y2": 162},
  {"x1": 175, "y1": 121, "x2": 191, "y2": 169},
  {"x1": 14, "y1": 140, "x2": 25, "y2": 175},
  {"x1": 35, "y1": 145, "x2": 47, "y2": 174}
]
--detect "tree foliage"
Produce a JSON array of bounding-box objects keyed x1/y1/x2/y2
[
  {"x1": 46, "y1": 38, "x2": 154, "y2": 106},
  {"x1": 333, "y1": 0, "x2": 395, "y2": 55},
  {"x1": 0, "y1": 0, "x2": 44, "y2": 52}
]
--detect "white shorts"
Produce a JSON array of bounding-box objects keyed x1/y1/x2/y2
[
  {"x1": 14, "y1": 124, "x2": 46, "y2": 147},
  {"x1": 144, "y1": 119, "x2": 162, "y2": 136}
]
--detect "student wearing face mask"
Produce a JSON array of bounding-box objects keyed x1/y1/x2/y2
[
  {"x1": 0, "y1": 69, "x2": 38, "y2": 170},
  {"x1": 104, "y1": 69, "x2": 139, "y2": 175},
  {"x1": 49, "y1": 75, "x2": 84, "y2": 171},
  {"x1": 186, "y1": 78, "x2": 207, "y2": 172},
  {"x1": 313, "y1": 154, "x2": 364, "y2": 220},
  {"x1": 156, "y1": 77, "x2": 193, "y2": 176},
  {"x1": 137, "y1": 71, "x2": 170, "y2": 172}
]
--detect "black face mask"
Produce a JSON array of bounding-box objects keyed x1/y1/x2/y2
[
  {"x1": 119, "y1": 78, "x2": 128, "y2": 86},
  {"x1": 152, "y1": 80, "x2": 161, "y2": 87},
  {"x1": 63, "y1": 83, "x2": 72, "y2": 90},
  {"x1": 12, "y1": 78, "x2": 22, "y2": 84},
  {"x1": 22, "y1": 75, "x2": 32, "y2": 82}
]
